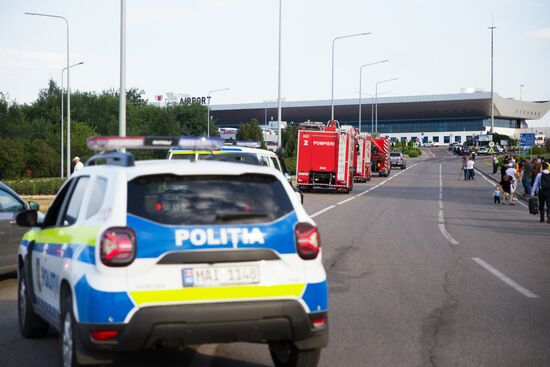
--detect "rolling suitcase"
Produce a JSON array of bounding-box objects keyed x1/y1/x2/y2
[{"x1": 528, "y1": 197, "x2": 539, "y2": 215}]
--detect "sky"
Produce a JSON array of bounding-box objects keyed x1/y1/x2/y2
[{"x1": 1, "y1": 0, "x2": 549, "y2": 124}]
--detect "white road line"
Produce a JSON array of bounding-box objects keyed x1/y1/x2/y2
[
  {"x1": 310, "y1": 163, "x2": 418, "y2": 217},
  {"x1": 337, "y1": 197, "x2": 355, "y2": 205},
  {"x1": 438, "y1": 163, "x2": 460, "y2": 245},
  {"x1": 472, "y1": 257, "x2": 539, "y2": 298},
  {"x1": 310, "y1": 205, "x2": 336, "y2": 218}
]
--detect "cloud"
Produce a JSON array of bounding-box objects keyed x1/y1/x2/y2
[
  {"x1": 527, "y1": 27, "x2": 550, "y2": 40},
  {"x1": 0, "y1": 48, "x2": 66, "y2": 71}
]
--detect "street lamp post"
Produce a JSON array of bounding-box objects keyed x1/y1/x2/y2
[
  {"x1": 520, "y1": 84, "x2": 524, "y2": 101},
  {"x1": 356, "y1": 91, "x2": 390, "y2": 133},
  {"x1": 375, "y1": 78, "x2": 398, "y2": 133},
  {"x1": 120, "y1": 0, "x2": 126, "y2": 138},
  {"x1": 358, "y1": 60, "x2": 389, "y2": 132},
  {"x1": 207, "y1": 88, "x2": 230, "y2": 137},
  {"x1": 61, "y1": 62, "x2": 84, "y2": 178},
  {"x1": 25, "y1": 11, "x2": 71, "y2": 175},
  {"x1": 277, "y1": 0, "x2": 283, "y2": 149},
  {"x1": 331, "y1": 32, "x2": 371, "y2": 121},
  {"x1": 489, "y1": 24, "x2": 496, "y2": 134}
]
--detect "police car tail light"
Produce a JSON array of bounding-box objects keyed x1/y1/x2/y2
[
  {"x1": 90, "y1": 330, "x2": 119, "y2": 342},
  {"x1": 100, "y1": 227, "x2": 136, "y2": 267},
  {"x1": 311, "y1": 316, "x2": 327, "y2": 329},
  {"x1": 295, "y1": 223, "x2": 321, "y2": 260}
]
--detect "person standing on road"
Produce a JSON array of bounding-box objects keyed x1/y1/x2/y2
[
  {"x1": 466, "y1": 157, "x2": 475, "y2": 180},
  {"x1": 522, "y1": 157, "x2": 534, "y2": 196},
  {"x1": 73, "y1": 156, "x2": 84, "y2": 173},
  {"x1": 462, "y1": 156, "x2": 469, "y2": 181},
  {"x1": 492, "y1": 154, "x2": 498, "y2": 174},
  {"x1": 494, "y1": 184, "x2": 501, "y2": 205},
  {"x1": 500, "y1": 175, "x2": 514, "y2": 205},
  {"x1": 531, "y1": 163, "x2": 550, "y2": 223},
  {"x1": 505, "y1": 163, "x2": 518, "y2": 201}
]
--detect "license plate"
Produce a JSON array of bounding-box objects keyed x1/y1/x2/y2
[{"x1": 182, "y1": 265, "x2": 260, "y2": 287}]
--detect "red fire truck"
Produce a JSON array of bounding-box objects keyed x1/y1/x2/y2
[
  {"x1": 296, "y1": 120, "x2": 355, "y2": 193},
  {"x1": 354, "y1": 132, "x2": 372, "y2": 182},
  {"x1": 371, "y1": 136, "x2": 391, "y2": 177}
]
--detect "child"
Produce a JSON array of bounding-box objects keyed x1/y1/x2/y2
[{"x1": 494, "y1": 184, "x2": 501, "y2": 205}]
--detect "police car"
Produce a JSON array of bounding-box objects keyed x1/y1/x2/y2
[{"x1": 15, "y1": 136, "x2": 328, "y2": 367}]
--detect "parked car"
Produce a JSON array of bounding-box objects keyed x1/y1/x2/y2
[
  {"x1": 0, "y1": 182, "x2": 40, "y2": 276},
  {"x1": 477, "y1": 146, "x2": 489, "y2": 155},
  {"x1": 390, "y1": 151, "x2": 407, "y2": 169}
]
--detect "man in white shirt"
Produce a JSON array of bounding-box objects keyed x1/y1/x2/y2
[
  {"x1": 466, "y1": 158, "x2": 475, "y2": 180},
  {"x1": 73, "y1": 156, "x2": 84, "y2": 173}
]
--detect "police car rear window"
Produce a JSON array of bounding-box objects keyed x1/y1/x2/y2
[{"x1": 127, "y1": 173, "x2": 293, "y2": 225}]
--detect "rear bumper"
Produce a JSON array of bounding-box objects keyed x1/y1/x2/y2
[{"x1": 77, "y1": 300, "x2": 328, "y2": 352}]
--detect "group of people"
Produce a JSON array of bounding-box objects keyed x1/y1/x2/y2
[{"x1": 492, "y1": 154, "x2": 550, "y2": 222}]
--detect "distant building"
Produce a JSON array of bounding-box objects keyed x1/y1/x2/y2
[{"x1": 210, "y1": 92, "x2": 550, "y2": 144}]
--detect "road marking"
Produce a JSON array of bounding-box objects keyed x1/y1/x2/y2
[
  {"x1": 337, "y1": 197, "x2": 355, "y2": 205},
  {"x1": 438, "y1": 164, "x2": 459, "y2": 245},
  {"x1": 472, "y1": 258, "x2": 539, "y2": 298},
  {"x1": 310, "y1": 163, "x2": 418, "y2": 218},
  {"x1": 190, "y1": 343, "x2": 218, "y2": 365},
  {"x1": 310, "y1": 205, "x2": 336, "y2": 218}
]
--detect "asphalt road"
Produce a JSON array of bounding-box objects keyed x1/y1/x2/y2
[{"x1": 1, "y1": 147, "x2": 549, "y2": 366}]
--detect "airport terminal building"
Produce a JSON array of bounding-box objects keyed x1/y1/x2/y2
[{"x1": 211, "y1": 92, "x2": 550, "y2": 144}]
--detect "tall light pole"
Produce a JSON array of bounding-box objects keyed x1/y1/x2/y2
[
  {"x1": 277, "y1": 0, "x2": 283, "y2": 149},
  {"x1": 489, "y1": 24, "x2": 496, "y2": 134},
  {"x1": 119, "y1": 0, "x2": 127, "y2": 137},
  {"x1": 356, "y1": 91, "x2": 390, "y2": 133},
  {"x1": 207, "y1": 88, "x2": 230, "y2": 137},
  {"x1": 61, "y1": 62, "x2": 84, "y2": 178},
  {"x1": 359, "y1": 60, "x2": 389, "y2": 132},
  {"x1": 331, "y1": 32, "x2": 371, "y2": 121},
  {"x1": 375, "y1": 78, "x2": 398, "y2": 133},
  {"x1": 520, "y1": 84, "x2": 524, "y2": 101},
  {"x1": 25, "y1": 11, "x2": 71, "y2": 174}
]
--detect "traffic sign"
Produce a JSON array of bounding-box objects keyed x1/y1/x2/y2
[
  {"x1": 520, "y1": 133, "x2": 536, "y2": 148},
  {"x1": 488, "y1": 141, "x2": 495, "y2": 147}
]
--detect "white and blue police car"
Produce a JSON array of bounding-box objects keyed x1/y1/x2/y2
[{"x1": 16, "y1": 136, "x2": 328, "y2": 367}]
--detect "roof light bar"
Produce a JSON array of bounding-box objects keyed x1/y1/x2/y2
[
  {"x1": 225, "y1": 140, "x2": 262, "y2": 148},
  {"x1": 87, "y1": 136, "x2": 226, "y2": 151}
]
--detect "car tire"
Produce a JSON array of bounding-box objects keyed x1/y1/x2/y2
[
  {"x1": 269, "y1": 343, "x2": 321, "y2": 367},
  {"x1": 18, "y1": 268, "x2": 49, "y2": 338},
  {"x1": 60, "y1": 293, "x2": 89, "y2": 367}
]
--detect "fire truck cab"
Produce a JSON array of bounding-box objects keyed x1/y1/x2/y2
[{"x1": 296, "y1": 121, "x2": 355, "y2": 193}]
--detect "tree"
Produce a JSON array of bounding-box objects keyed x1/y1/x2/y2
[
  {"x1": 0, "y1": 138, "x2": 28, "y2": 179},
  {"x1": 26, "y1": 140, "x2": 58, "y2": 177},
  {"x1": 236, "y1": 118, "x2": 266, "y2": 148}
]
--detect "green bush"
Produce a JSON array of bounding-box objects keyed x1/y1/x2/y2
[
  {"x1": 531, "y1": 146, "x2": 545, "y2": 155},
  {"x1": 402, "y1": 147, "x2": 421, "y2": 158},
  {"x1": 4, "y1": 177, "x2": 65, "y2": 195},
  {"x1": 284, "y1": 157, "x2": 296, "y2": 174}
]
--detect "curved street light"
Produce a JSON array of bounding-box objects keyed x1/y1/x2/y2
[
  {"x1": 331, "y1": 32, "x2": 371, "y2": 121},
  {"x1": 358, "y1": 60, "x2": 389, "y2": 132},
  {"x1": 207, "y1": 88, "x2": 230, "y2": 137},
  {"x1": 60, "y1": 61, "x2": 84, "y2": 178}
]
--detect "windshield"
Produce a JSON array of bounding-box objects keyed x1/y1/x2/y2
[{"x1": 127, "y1": 173, "x2": 293, "y2": 225}]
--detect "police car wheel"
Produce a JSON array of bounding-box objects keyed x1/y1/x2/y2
[
  {"x1": 18, "y1": 269, "x2": 49, "y2": 338},
  {"x1": 269, "y1": 343, "x2": 321, "y2": 367},
  {"x1": 60, "y1": 294, "x2": 85, "y2": 367}
]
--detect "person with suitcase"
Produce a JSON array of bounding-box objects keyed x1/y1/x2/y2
[{"x1": 531, "y1": 163, "x2": 550, "y2": 223}]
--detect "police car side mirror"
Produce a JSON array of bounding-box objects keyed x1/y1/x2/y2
[
  {"x1": 16, "y1": 210, "x2": 38, "y2": 228},
  {"x1": 28, "y1": 201, "x2": 40, "y2": 211}
]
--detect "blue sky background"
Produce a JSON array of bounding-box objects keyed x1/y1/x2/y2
[{"x1": 1, "y1": 0, "x2": 549, "y2": 124}]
